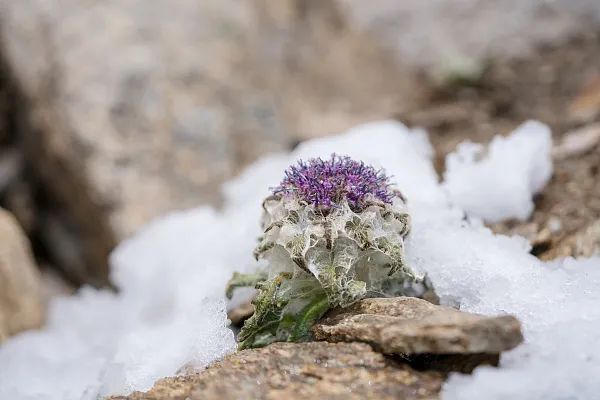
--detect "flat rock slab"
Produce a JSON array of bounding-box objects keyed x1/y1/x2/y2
[
  {"x1": 312, "y1": 297, "x2": 523, "y2": 355},
  {"x1": 110, "y1": 342, "x2": 444, "y2": 400}
]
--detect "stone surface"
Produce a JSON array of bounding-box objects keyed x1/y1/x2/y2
[
  {"x1": 542, "y1": 219, "x2": 600, "y2": 259},
  {"x1": 312, "y1": 297, "x2": 523, "y2": 355},
  {"x1": 573, "y1": 220, "x2": 600, "y2": 257},
  {"x1": 0, "y1": 0, "x2": 412, "y2": 285},
  {"x1": 553, "y1": 123, "x2": 600, "y2": 161},
  {"x1": 0, "y1": 207, "x2": 44, "y2": 342},
  {"x1": 0, "y1": 0, "x2": 283, "y2": 284},
  {"x1": 568, "y1": 74, "x2": 600, "y2": 123},
  {"x1": 227, "y1": 300, "x2": 254, "y2": 327},
  {"x1": 110, "y1": 341, "x2": 444, "y2": 400}
]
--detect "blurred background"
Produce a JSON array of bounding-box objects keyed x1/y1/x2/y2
[{"x1": 0, "y1": 0, "x2": 599, "y2": 339}]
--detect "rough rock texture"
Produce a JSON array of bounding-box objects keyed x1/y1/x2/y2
[
  {"x1": 110, "y1": 342, "x2": 444, "y2": 400},
  {"x1": 113, "y1": 297, "x2": 524, "y2": 399},
  {"x1": 0, "y1": 208, "x2": 44, "y2": 342},
  {"x1": 312, "y1": 297, "x2": 523, "y2": 355}
]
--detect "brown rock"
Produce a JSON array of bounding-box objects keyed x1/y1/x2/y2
[
  {"x1": 545, "y1": 219, "x2": 600, "y2": 259},
  {"x1": 0, "y1": 208, "x2": 44, "y2": 342},
  {"x1": 568, "y1": 74, "x2": 600, "y2": 123},
  {"x1": 553, "y1": 123, "x2": 600, "y2": 161},
  {"x1": 312, "y1": 297, "x2": 523, "y2": 356},
  {"x1": 110, "y1": 342, "x2": 444, "y2": 400},
  {"x1": 227, "y1": 300, "x2": 255, "y2": 327},
  {"x1": 573, "y1": 220, "x2": 600, "y2": 257}
]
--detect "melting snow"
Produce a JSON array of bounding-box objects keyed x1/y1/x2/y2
[
  {"x1": 0, "y1": 120, "x2": 598, "y2": 400},
  {"x1": 443, "y1": 120, "x2": 553, "y2": 222}
]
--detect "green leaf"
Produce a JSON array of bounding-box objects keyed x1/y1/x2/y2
[
  {"x1": 236, "y1": 271, "x2": 330, "y2": 350},
  {"x1": 225, "y1": 270, "x2": 268, "y2": 299}
]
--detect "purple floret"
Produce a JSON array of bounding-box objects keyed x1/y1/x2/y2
[{"x1": 273, "y1": 155, "x2": 395, "y2": 211}]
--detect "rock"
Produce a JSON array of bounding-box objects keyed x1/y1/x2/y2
[
  {"x1": 0, "y1": 208, "x2": 44, "y2": 342},
  {"x1": 0, "y1": 0, "x2": 413, "y2": 285},
  {"x1": 573, "y1": 220, "x2": 600, "y2": 257},
  {"x1": 545, "y1": 219, "x2": 600, "y2": 259},
  {"x1": 110, "y1": 342, "x2": 444, "y2": 400},
  {"x1": 0, "y1": 148, "x2": 21, "y2": 194},
  {"x1": 312, "y1": 297, "x2": 523, "y2": 356},
  {"x1": 553, "y1": 123, "x2": 600, "y2": 161},
  {"x1": 0, "y1": 0, "x2": 293, "y2": 285},
  {"x1": 568, "y1": 74, "x2": 600, "y2": 123},
  {"x1": 227, "y1": 300, "x2": 255, "y2": 328},
  {"x1": 336, "y1": 0, "x2": 600, "y2": 72}
]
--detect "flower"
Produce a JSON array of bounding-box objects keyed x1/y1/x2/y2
[
  {"x1": 273, "y1": 155, "x2": 394, "y2": 211},
  {"x1": 227, "y1": 155, "x2": 431, "y2": 350}
]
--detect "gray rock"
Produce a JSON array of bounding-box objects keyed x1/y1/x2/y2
[
  {"x1": 0, "y1": 208, "x2": 44, "y2": 342},
  {"x1": 0, "y1": 0, "x2": 294, "y2": 285},
  {"x1": 110, "y1": 342, "x2": 444, "y2": 400},
  {"x1": 312, "y1": 297, "x2": 523, "y2": 355}
]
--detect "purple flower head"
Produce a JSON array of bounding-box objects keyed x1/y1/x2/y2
[{"x1": 273, "y1": 155, "x2": 395, "y2": 212}]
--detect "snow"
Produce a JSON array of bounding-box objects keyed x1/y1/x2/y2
[
  {"x1": 443, "y1": 120, "x2": 553, "y2": 222},
  {"x1": 0, "y1": 210, "x2": 237, "y2": 399},
  {"x1": 1, "y1": 119, "x2": 598, "y2": 400}
]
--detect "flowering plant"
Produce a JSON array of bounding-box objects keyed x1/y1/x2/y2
[{"x1": 226, "y1": 155, "x2": 434, "y2": 349}]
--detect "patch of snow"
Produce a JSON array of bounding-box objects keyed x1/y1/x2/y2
[
  {"x1": 441, "y1": 256, "x2": 600, "y2": 400},
  {"x1": 443, "y1": 120, "x2": 552, "y2": 222},
  {"x1": 0, "y1": 210, "x2": 237, "y2": 399},
  {"x1": 0, "y1": 119, "x2": 597, "y2": 400}
]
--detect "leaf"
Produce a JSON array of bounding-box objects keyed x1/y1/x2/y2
[
  {"x1": 236, "y1": 272, "x2": 330, "y2": 350},
  {"x1": 225, "y1": 270, "x2": 268, "y2": 299}
]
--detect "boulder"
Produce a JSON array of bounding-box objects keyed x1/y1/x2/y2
[
  {"x1": 0, "y1": 0, "x2": 411, "y2": 285},
  {"x1": 0, "y1": 208, "x2": 44, "y2": 342},
  {"x1": 0, "y1": 0, "x2": 286, "y2": 285}
]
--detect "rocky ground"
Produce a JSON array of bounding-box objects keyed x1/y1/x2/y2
[{"x1": 113, "y1": 342, "x2": 444, "y2": 400}]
